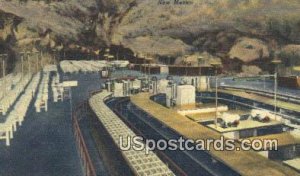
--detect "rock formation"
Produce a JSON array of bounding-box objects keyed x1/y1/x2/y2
[{"x1": 1, "y1": 0, "x2": 300, "y2": 74}]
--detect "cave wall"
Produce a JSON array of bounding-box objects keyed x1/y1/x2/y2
[{"x1": 1, "y1": 0, "x2": 300, "y2": 75}]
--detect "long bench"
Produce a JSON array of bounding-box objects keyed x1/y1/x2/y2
[
  {"x1": 60, "y1": 60, "x2": 79, "y2": 74},
  {"x1": 0, "y1": 74, "x2": 32, "y2": 115},
  {"x1": 51, "y1": 73, "x2": 63, "y2": 102},
  {"x1": 34, "y1": 72, "x2": 49, "y2": 112},
  {"x1": 60, "y1": 60, "x2": 109, "y2": 74}
]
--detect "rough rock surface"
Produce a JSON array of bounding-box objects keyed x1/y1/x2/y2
[
  {"x1": 240, "y1": 65, "x2": 263, "y2": 76},
  {"x1": 229, "y1": 37, "x2": 269, "y2": 63},
  {"x1": 1, "y1": 0, "x2": 300, "y2": 73},
  {"x1": 281, "y1": 45, "x2": 300, "y2": 57}
]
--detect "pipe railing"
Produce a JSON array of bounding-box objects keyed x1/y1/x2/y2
[
  {"x1": 219, "y1": 85, "x2": 300, "y2": 104},
  {"x1": 72, "y1": 101, "x2": 97, "y2": 176}
]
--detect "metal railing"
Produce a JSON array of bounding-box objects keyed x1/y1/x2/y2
[
  {"x1": 72, "y1": 102, "x2": 97, "y2": 176},
  {"x1": 220, "y1": 85, "x2": 300, "y2": 104}
]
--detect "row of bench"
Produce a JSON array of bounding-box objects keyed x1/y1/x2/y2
[
  {"x1": 0, "y1": 74, "x2": 32, "y2": 115},
  {"x1": 0, "y1": 67, "x2": 65, "y2": 146},
  {"x1": 51, "y1": 73, "x2": 63, "y2": 102},
  {"x1": 43, "y1": 65, "x2": 58, "y2": 73},
  {"x1": 34, "y1": 72, "x2": 50, "y2": 112},
  {"x1": 60, "y1": 60, "x2": 130, "y2": 74},
  {"x1": 0, "y1": 73, "x2": 40, "y2": 146},
  {"x1": 89, "y1": 91, "x2": 174, "y2": 176},
  {"x1": 60, "y1": 60, "x2": 108, "y2": 74}
]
